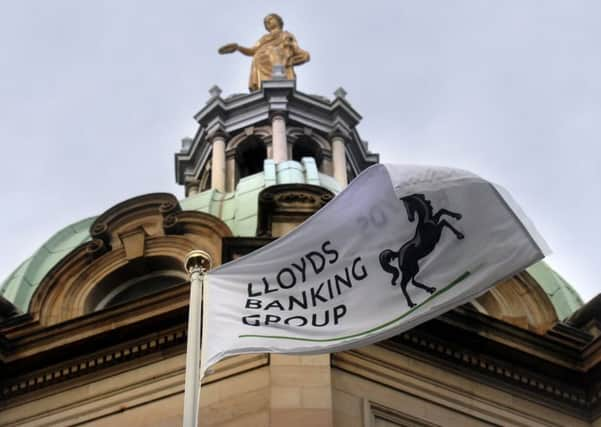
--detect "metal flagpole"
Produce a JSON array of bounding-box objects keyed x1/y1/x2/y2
[{"x1": 183, "y1": 250, "x2": 212, "y2": 427}]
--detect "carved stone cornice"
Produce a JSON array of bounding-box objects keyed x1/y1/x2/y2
[
  {"x1": 256, "y1": 184, "x2": 334, "y2": 237},
  {"x1": 1, "y1": 325, "x2": 188, "y2": 404},
  {"x1": 387, "y1": 330, "x2": 588, "y2": 412},
  {"x1": 331, "y1": 304, "x2": 600, "y2": 420},
  {"x1": 92, "y1": 193, "x2": 180, "y2": 234},
  {"x1": 11, "y1": 193, "x2": 233, "y2": 327},
  {"x1": 0, "y1": 282, "x2": 189, "y2": 402},
  {"x1": 333, "y1": 346, "x2": 585, "y2": 426},
  {"x1": 0, "y1": 284, "x2": 190, "y2": 363},
  {"x1": 0, "y1": 286, "x2": 269, "y2": 408}
]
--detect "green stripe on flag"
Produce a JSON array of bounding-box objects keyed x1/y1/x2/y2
[{"x1": 238, "y1": 271, "x2": 471, "y2": 342}]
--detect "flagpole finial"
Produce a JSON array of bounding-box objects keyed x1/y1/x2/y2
[{"x1": 185, "y1": 250, "x2": 212, "y2": 274}]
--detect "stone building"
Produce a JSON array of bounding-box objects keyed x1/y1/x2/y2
[{"x1": 1, "y1": 68, "x2": 600, "y2": 427}]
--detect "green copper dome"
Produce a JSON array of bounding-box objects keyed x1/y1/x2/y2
[
  {"x1": 526, "y1": 261, "x2": 584, "y2": 320},
  {"x1": 0, "y1": 159, "x2": 340, "y2": 313},
  {"x1": 0, "y1": 217, "x2": 94, "y2": 314},
  {"x1": 0, "y1": 160, "x2": 584, "y2": 321}
]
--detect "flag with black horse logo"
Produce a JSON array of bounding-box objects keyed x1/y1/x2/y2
[{"x1": 200, "y1": 163, "x2": 548, "y2": 376}]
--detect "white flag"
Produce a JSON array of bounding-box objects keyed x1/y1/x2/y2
[{"x1": 201, "y1": 164, "x2": 548, "y2": 375}]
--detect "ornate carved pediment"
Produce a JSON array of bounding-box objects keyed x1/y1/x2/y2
[
  {"x1": 256, "y1": 184, "x2": 334, "y2": 237},
  {"x1": 28, "y1": 193, "x2": 232, "y2": 326}
]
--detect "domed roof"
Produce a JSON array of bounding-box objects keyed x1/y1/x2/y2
[
  {"x1": 0, "y1": 158, "x2": 340, "y2": 313},
  {"x1": 1, "y1": 161, "x2": 584, "y2": 321},
  {"x1": 0, "y1": 217, "x2": 94, "y2": 313},
  {"x1": 526, "y1": 261, "x2": 584, "y2": 320}
]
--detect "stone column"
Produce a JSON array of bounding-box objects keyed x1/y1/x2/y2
[
  {"x1": 211, "y1": 133, "x2": 226, "y2": 192},
  {"x1": 272, "y1": 113, "x2": 288, "y2": 163},
  {"x1": 331, "y1": 135, "x2": 347, "y2": 188}
]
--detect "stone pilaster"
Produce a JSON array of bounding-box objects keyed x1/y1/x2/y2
[
  {"x1": 331, "y1": 135, "x2": 347, "y2": 188},
  {"x1": 211, "y1": 132, "x2": 226, "y2": 193},
  {"x1": 271, "y1": 113, "x2": 288, "y2": 163}
]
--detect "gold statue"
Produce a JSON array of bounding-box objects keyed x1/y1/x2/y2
[{"x1": 218, "y1": 13, "x2": 310, "y2": 91}]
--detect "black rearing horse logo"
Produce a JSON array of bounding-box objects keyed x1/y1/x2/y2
[{"x1": 379, "y1": 194, "x2": 464, "y2": 308}]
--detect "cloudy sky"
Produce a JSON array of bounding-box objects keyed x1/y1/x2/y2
[{"x1": 1, "y1": 1, "x2": 599, "y2": 302}]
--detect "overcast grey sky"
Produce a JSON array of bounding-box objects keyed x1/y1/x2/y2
[{"x1": 1, "y1": 1, "x2": 599, "y2": 301}]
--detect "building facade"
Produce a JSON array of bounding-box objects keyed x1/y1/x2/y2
[{"x1": 1, "y1": 72, "x2": 600, "y2": 427}]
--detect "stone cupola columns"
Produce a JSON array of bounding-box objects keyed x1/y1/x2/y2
[
  {"x1": 211, "y1": 132, "x2": 227, "y2": 192},
  {"x1": 271, "y1": 113, "x2": 288, "y2": 163},
  {"x1": 331, "y1": 134, "x2": 347, "y2": 188},
  {"x1": 176, "y1": 83, "x2": 379, "y2": 190}
]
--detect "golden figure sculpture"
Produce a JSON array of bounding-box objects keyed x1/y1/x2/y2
[{"x1": 218, "y1": 13, "x2": 310, "y2": 91}]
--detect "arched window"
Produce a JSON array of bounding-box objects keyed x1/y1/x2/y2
[
  {"x1": 236, "y1": 136, "x2": 267, "y2": 180},
  {"x1": 87, "y1": 256, "x2": 187, "y2": 312},
  {"x1": 199, "y1": 167, "x2": 212, "y2": 192},
  {"x1": 292, "y1": 137, "x2": 322, "y2": 170}
]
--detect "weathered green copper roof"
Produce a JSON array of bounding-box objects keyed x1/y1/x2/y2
[
  {"x1": 0, "y1": 217, "x2": 95, "y2": 313},
  {"x1": 0, "y1": 159, "x2": 340, "y2": 313},
  {"x1": 0, "y1": 160, "x2": 585, "y2": 321},
  {"x1": 526, "y1": 261, "x2": 584, "y2": 320},
  {"x1": 180, "y1": 159, "x2": 340, "y2": 236}
]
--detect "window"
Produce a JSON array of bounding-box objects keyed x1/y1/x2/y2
[
  {"x1": 292, "y1": 137, "x2": 322, "y2": 170},
  {"x1": 237, "y1": 137, "x2": 267, "y2": 179},
  {"x1": 87, "y1": 256, "x2": 187, "y2": 312}
]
